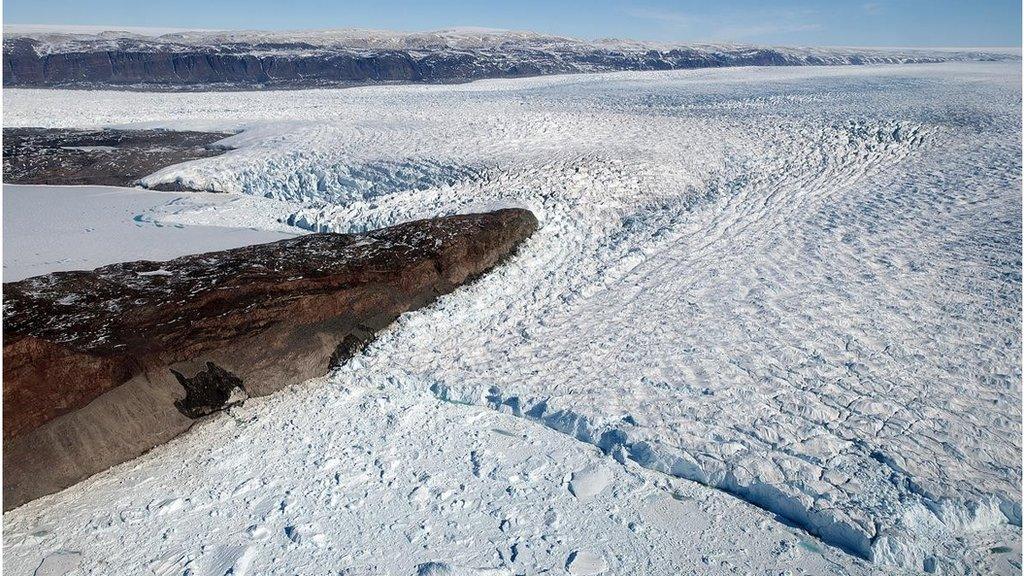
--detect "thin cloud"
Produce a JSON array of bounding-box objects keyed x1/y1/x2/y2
[
  {"x1": 624, "y1": 7, "x2": 694, "y2": 27},
  {"x1": 862, "y1": 2, "x2": 883, "y2": 15},
  {"x1": 714, "y1": 22, "x2": 822, "y2": 40},
  {"x1": 624, "y1": 5, "x2": 822, "y2": 42}
]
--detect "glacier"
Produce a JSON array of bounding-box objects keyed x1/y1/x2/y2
[{"x1": 2, "y1": 62, "x2": 1021, "y2": 574}]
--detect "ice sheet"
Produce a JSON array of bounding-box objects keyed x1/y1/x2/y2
[{"x1": 3, "y1": 62, "x2": 1020, "y2": 574}]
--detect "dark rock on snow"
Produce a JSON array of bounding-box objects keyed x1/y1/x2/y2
[
  {"x1": 2, "y1": 128, "x2": 232, "y2": 188},
  {"x1": 2, "y1": 208, "x2": 538, "y2": 510}
]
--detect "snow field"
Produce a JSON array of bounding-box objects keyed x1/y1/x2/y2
[
  {"x1": 2, "y1": 377, "x2": 874, "y2": 575},
  {"x1": 3, "y1": 62, "x2": 1021, "y2": 573},
  {"x1": 1, "y1": 185, "x2": 301, "y2": 281}
]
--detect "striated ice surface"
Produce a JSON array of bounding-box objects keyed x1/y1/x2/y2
[{"x1": 3, "y1": 62, "x2": 1021, "y2": 573}]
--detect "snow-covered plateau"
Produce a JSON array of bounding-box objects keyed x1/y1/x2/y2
[
  {"x1": 3, "y1": 26, "x2": 1019, "y2": 89},
  {"x1": 3, "y1": 62, "x2": 1021, "y2": 575}
]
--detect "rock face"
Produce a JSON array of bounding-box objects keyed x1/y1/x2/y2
[
  {"x1": 3, "y1": 29, "x2": 1005, "y2": 90},
  {"x1": 3, "y1": 208, "x2": 538, "y2": 510},
  {"x1": 3, "y1": 128, "x2": 232, "y2": 188}
]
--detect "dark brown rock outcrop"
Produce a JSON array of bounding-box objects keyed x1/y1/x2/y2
[
  {"x1": 3, "y1": 208, "x2": 538, "y2": 510},
  {"x1": 2, "y1": 128, "x2": 232, "y2": 188}
]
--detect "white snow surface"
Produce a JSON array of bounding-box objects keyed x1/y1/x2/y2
[
  {"x1": 3, "y1": 62, "x2": 1021, "y2": 574},
  {"x1": 1, "y1": 185, "x2": 301, "y2": 281},
  {"x1": 3, "y1": 377, "x2": 877, "y2": 575}
]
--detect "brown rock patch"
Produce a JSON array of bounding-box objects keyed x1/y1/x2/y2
[{"x1": 3, "y1": 208, "x2": 538, "y2": 510}]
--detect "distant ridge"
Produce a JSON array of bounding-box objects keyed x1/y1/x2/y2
[{"x1": 3, "y1": 27, "x2": 1018, "y2": 90}]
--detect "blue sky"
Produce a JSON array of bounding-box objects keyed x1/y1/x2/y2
[{"x1": 4, "y1": 0, "x2": 1021, "y2": 46}]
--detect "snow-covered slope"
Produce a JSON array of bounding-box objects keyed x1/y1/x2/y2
[
  {"x1": 3, "y1": 26, "x2": 1018, "y2": 89},
  {"x1": 3, "y1": 62, "x2": 1021, "y2": 574}
]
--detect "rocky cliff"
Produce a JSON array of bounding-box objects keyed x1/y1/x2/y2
[
  {"x1": 4, "y1": 28, "x2": 1014, "y2": 90},
  {"x1": 3, "y1": 208, "x2": 538, "y2": 510}
]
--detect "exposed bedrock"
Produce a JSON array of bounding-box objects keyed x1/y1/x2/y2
[
  {"x1": 2, "y1": 127, "x2": 233, "y2": 188},
  {"x1": 2, "y1": 208, "x2": 538, "y2": 510},
  {"x1": 1, "y1": 36, "x2": 967, "y2": 90}
]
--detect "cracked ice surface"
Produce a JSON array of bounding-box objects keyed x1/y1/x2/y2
[
  {"x1": 4, "y1": 62, "x2": 1021, "y2": 573},
  {"x1": 2, "y1": 378, "x2": 875, "y2": 574}
]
